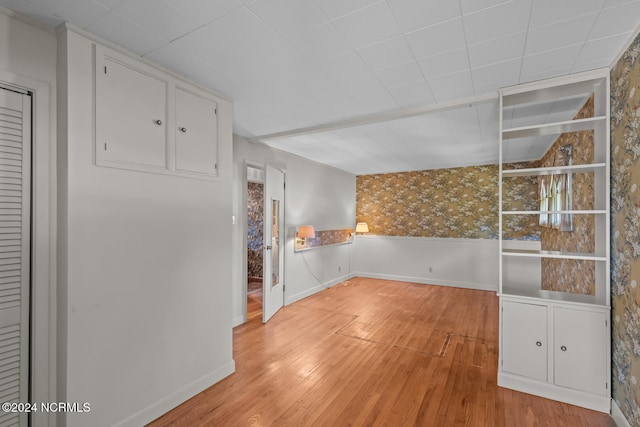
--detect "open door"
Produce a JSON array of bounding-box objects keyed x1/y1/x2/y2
[{"x1": 263, "y1": 165, "x2": 285, "y2": 322}]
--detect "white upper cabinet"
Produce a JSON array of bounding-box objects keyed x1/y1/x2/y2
[
  {"x1": 94, "y1": 46, "x2": 224, "y2": 179},
  {"x1": 96, "y1": 56, "x2": 167, "y2": 169},
  {"x1": 175, "y1": 87, "x2": 218, "y2": 175}
]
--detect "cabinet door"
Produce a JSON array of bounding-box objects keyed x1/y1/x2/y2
[
  {"x1": 554, "y1": 307, "x2": 607, "y2": 395},
  {"x1": 96, "y1": 57, "x2": 167, "y2": 168},
  {"x1": 175, "y1": 88, "x2": 218, "y2": 175},
  {"x1": 502, "y1": 300, "x2": 547, "y2": 382}
]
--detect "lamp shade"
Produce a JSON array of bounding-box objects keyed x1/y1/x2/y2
[
  {"x1": 298, "y1": 225, "x2": 315, "y2": 239},
  {"x1": 355, "y1": 222, "x2": 369, "y2": 233}
]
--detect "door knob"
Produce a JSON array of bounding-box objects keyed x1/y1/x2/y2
[{"x1": 264, "y1": 245, "x2": 272, "y2": 250}]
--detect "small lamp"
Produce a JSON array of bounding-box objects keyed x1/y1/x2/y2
[
  {"x1": 355, "y1": 222, "x2": 369, "y2": 235},
  {"x1": 296, "y1": 225, "x2": 315, "y2": 245}
]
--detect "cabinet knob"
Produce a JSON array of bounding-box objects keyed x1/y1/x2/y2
[
  {"x1": 560, "y1": 345, "x2": 567, "y2": 352},
  {"x1": 154, "y1": 119, "x2": 163, "y2": 125},
  {"x1": 536, "y1": 341, "x2": 542, "y2": 347},
  {"x1": 179, "y1": 127, "x2": 187, "y2": 133}
]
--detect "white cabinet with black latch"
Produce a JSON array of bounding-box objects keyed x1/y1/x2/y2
[{"x1": 95, "y1": 45, "x2": 226, "y2": 179}]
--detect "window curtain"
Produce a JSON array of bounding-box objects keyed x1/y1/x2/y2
[{"x1": 538, "y1": 173, "x2": 572, "y2": 231}]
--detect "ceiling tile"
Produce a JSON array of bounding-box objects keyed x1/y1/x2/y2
[
  {"x1": 525, "y1": 13, "x2": 598, "y2": 55},
  {"x1": 386, "y1": 80, "x2": 436, "y2": 108},
  {"x1": 406, "y1": 18, "x2": 466, "y2": 58},
  {"x1": 288, "y1": 22, "x2": 352, "y2": 61},
  {"x1": 529, "y1": 0, "x2": 606, "y2": 28},
  {"x1": 387, "y1": 0, "x2": 461, "y2": 33},
  {"x1": 248, "y1": 0, "x2": 327, "y2": 38},
  {"x1": 208, "y1": 7, "x2": 305, "y2": 64},
  {"x1": 332, "y1": 1, "x2": 401, "y2": 48},
  {"x1": 471, "y1": 58, "x2": 520, "y2": 88},
  {"x1": 26, "y1": 0, "x2": 109, "y2": 27},
  {"x1": 165, "y1": 0, "x2": 242, "y2": 25},
  {"x1": 521, "y1": 45, "x2": 582, "y2": 81},
  {"x1": 88, "y1": 11, "x2": 163, "y2": 55},
  {"x1": 356, "y1": 36, "x2": 415, "y2": 70},
  {"x1": 114, "y1": 0, "x2": 199, "y2": 42},
  {"x1": 460, "y1": 0, "x2": 511, "y2": 15},
  {"x1": 312, "y1": 0, "x2": 379, "y2": 20},
  {"x1": 575, "y1": 32, "x2": 633, "y2": 68},
  {"x1": 160, "y1": 27, "x2": 260, "y2": 81},
  {"x1": 0, "y1": 0, "x2": 63, "y2": 27},
  {"x1": 467, "y1": 31, "x2": 527, "y2": 68},
  {"x1": 417, "y1": 48, "x2": 470, "y2": 79},
  {"x1": 374, "y1": 60, "x2": 424, "y2": 87},
  {"x1": 317, "y1": 51, "x2": 399, "y2": 111},
  {"x1": 463, "y1": 0, "x2": 532, "y2": 44},
  {"x1": 427, "y1": 70, "x2": 475, "y2": 102},
  {"x1": 590, "y1": 1, "x2": 640, "y2": 39},
  {"x1": 93, "y1": 0, "x2": 126, "y2": 8}
]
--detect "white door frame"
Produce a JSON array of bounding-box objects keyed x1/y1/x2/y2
[
  {"x1": 242, "y1": 162, "x2": 286, "y2": 324},
  {"x1": 0, "y1": 72, "x2": 56, "y2": 427}
]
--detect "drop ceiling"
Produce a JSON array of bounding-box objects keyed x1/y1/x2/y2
[{"x1": 1, "y1": 0, "x2": 638, "y2": 175}]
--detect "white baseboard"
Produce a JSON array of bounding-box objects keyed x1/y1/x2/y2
[
  {"x1": 354, "y1": 272, "x2": 498, "y2": 292},
  {"x1": 285, "y1": 272, "x2": 356, "y2": 305},
  {"x1": 113, "y1": 359, "x2": 236, "y2": 427},
  {"x1": 612, "y1": 400, "x2": 632, "y2": 427},
  {"x1": 498, "y1": 372, "x2": 610, "y2": 413}
]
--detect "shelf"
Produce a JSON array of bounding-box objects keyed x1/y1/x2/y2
[
  {"x1": 499, "y1": 287, "x2": 608, "y2": 307},
  {"x1": 500, "y1": 72, "x2": 607, "y2": 107},
  {"x1": 501, "y1": 210, "x2": 607, "y2": 215},
  {"x1": 502, "y1": 116, "x2": 605, "y2": 139},
  {"x1": 502, "y1": 249, "x2": 606, "y2": 261},
  {"x1": 501, "y1": 163, "x2": 606, "y2": 177}
]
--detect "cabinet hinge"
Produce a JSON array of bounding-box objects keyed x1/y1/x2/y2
[
  {"x1": 214, "y1": 163, "x2": 218, "y2": 170},
  {"x1": 104, "y1": 65, "x2": 107, "y2": 74},
  {"x1": 214, "y1": 108, "x2": 217, "y2": 115},
  {"x1": 104, "y1": 142, "x2": 107, "y2": 151}
]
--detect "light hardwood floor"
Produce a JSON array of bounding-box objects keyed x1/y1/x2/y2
[{"x1": 148, "y1": 277, "x2": 615, "y2": 426}]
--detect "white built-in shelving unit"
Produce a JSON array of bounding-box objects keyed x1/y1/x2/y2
[{"x1": 497, "y1": 68, "x2": 611, "y2": 412}]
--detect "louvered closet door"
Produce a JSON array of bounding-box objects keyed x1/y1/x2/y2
[{"x1": 0, "y1": 87, "x2": 31, "y2": 427}]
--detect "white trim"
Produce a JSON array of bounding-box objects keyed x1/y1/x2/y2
[
  {"x1": 251, "y1": 92, "x2": 497, "y2": 143},
  {"x1": 0, "y1": 70, "x2": 56, "y2": 427},
  {"x1": 498, "y1": 372, "x2": 610, "y2": 413},
  {"x1": 611, "y1": 400, "x2": 632, "y2": 427},
  {"x1": 354, "y1": 272, "x2": 497, "y2": 292},
  {"x1": 232, "y1": 315, "x2": 245, "y2": 328},
  {"x1": 113, "y1": 360, "x2": 236, "y2": 427}
]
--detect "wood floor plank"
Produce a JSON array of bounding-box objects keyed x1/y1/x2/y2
[{"x1": 148, "y1": 277, "x2": 615, "y2": 427}]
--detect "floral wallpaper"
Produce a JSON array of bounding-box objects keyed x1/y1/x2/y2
[
  {"x1": 539, "y1": 97, "x2": 596, "y2": 295},
  {"x1": 356, "y1": 164, "x2": 539, "y2": 240},
  {"x1": 611, "y1": 32, "x2": 640, "y2": 426},
  {"x1": 247, "y1": 182, "x2": 263, "y2": 279}
]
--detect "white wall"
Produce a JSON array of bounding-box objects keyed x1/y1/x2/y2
[
  {"x1": 58, "y1": 27, "x2": 234, "y2": 427},
  {"x1": 354, "y1": 236, "x2": 541, "y2": 292},
  {"x1": 353, "y1": 236, "x2": 500, "y2": 291},
  {"x1": 232, "y1": 136, "x2": 356, "y2": 325},
  {"x1": 0, "y1": 9, "x2": 57, "y2": 427}
]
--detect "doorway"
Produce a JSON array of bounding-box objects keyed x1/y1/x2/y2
[{"x1": 246, "y1": 166, "x2": 264, "y2": 321}]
